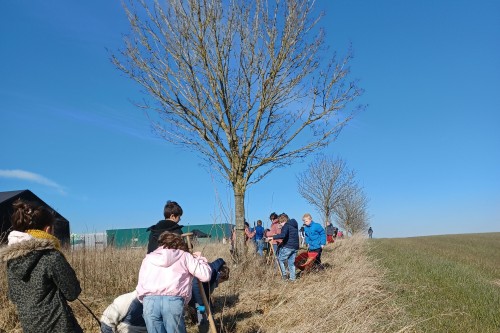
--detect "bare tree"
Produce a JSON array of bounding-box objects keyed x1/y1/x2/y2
[
  {"x1": 113, "y1": 0, "x2": 362, "y2": 256},
  {"x1": 334, "y1": 183, "x2": 369, "y2": 236},
  {"x1": 297, "y1": 156, "x2": 354, "y2": 227}
]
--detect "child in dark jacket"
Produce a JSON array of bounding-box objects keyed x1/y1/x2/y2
[
  {"x1": 268, "y1": 213, "x2": 299, "y2": 281},
  {"x1": 146, "y1": 200, "x2": 184, "y2": 253}
]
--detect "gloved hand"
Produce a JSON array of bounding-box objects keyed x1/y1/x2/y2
[{"x1": 196, "y1": 305, "x2": 206, "y2": 314}]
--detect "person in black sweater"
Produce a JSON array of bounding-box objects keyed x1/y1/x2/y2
[{"x1": 146, "y1": 200, "x2": 184, "y2": 253}]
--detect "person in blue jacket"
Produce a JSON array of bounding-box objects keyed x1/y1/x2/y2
[
  {"x1": 268, "y1": 213, "x2": 300, "y2": 281},
  {"x1": 302, "y1": 213, "x2": 326, "y2": 268},
  {"x1": 254, "y1": 220, "x2": 265, "y2": 256}
]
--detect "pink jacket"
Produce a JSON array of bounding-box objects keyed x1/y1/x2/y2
[
  {"x1": 136, "y1": 248, "x2": 212, "y2": 304},
  {"x1": 269, "y1": 221, "x2": 283, "y2": 245}
]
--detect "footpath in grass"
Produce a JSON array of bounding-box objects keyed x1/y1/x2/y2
[{"x1": 370, "y1": 232, "x2": 500, "y2": 333}]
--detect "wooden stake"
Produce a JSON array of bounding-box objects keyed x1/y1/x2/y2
[
  {"x1": 267, "y1": 240, "x2": 284, "y2": 276},
  {"x1": 182, "y1": 232, "x2": 218, "y2": 333}
]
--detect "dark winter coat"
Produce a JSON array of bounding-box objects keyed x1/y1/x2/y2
[
  {"x1": 0, "y1": 238, "x2": 83, "y2": 333},
  {"x1": 147, "y1": 219, "x2": 184, "y2": 253},
  {"x1": 272, "y1": 218, "x2": 300, "y2": 250},
  {"x1": 190, "y1": 258, "x2": 226, "y2": 309},
  {"x1": 326, "y1": 224, "x2": 335, "y2": 236}
]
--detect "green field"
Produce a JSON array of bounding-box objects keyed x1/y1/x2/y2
[{"x1": 370, "y1": 232, "x2": 500, "y2": 333}]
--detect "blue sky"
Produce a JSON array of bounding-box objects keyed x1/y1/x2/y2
[{"x1": 1, "y1": 1, "x2": 499, "y2": 238}]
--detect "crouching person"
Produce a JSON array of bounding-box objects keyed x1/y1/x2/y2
[
  {"x1": 100, "y1": 290, "x2": 147, "y2": 333},
  {"x1": 189, "y1": 258, "x2": 230, "y2": 332}
]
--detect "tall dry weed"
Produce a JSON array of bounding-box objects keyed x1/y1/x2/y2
[{"x1": 0, "y1": 236, "x2": 414, "y2": 332}]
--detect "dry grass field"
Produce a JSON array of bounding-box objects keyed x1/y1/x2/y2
[{"x1": 1, "y1": 236, "x2": 414, "y2": 333}]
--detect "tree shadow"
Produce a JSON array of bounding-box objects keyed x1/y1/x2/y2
[
  {"x1": 212, "y1": 294, "x2": 266, "y2": 333},
  {"x1": 213, "y1": 293, "x2": 239, "y2": 308}
]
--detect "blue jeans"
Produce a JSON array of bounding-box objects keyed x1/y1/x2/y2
[
  {"x1": 278, "y1": 247, "x2": 297, "y2": 280},
  {"x1": 143, "y1": 295, "x2": 186, "y2": 333},
  {"x1": 272, "y1": 243, "x2": 280, "y2": 268},
  {"x1": 256, "y1": 238, "x2": 264, "y2": 256},
  {"x1": 272, "y1": 244, "x2": 280, "y2": 256}
]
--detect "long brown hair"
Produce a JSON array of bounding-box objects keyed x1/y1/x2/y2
[
  {"x1": 11, "y1": 199, "x2": 55, "y2": 232},
  {"x1": 157, "y1": 232, "x2": 189, "y2": 252}
]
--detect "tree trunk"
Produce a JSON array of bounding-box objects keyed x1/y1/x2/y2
[
  {"x1": 233, "y1": 186, "x2": 246, "y2": 259},
  {"x1": 323, "y1": 209, "x2": 331, "y2": 228}
]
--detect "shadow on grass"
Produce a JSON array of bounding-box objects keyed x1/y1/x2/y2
[{"x1": 213, "y1": 294, "x2": 266, "y2": 333}]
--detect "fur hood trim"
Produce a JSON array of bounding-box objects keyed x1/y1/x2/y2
[{"x1": 0, "y1": 238, "x2": 56, "y2": 262}]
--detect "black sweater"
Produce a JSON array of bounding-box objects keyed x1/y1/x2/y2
[{"x1": 147, "y1": 219, "x2": 183, "y2": 253}]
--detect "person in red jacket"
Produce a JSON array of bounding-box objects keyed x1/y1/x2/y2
[{"x1": 266, "y1": 212, "x2": 283, "y2": 257}]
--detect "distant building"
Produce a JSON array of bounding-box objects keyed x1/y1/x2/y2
[
  {"x1": 183, "y1": 223, "x2": 232, "y2": 243},
  {"x1": 0, "y1": 190, "x2": 70, "y2": 245},
  {"x1": 106, "y1": 223, "x2": 233, "y2": 248},
  {"x1": 106, "y1": 228, "x2": 149, "y2": 248},
  {"x1": 70, "y1": 232, "x2": 107, "y2": 249}
]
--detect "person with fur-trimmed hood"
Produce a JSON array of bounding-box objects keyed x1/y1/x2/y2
[{"x1": 0, "y1": 199, "x2": 83, "y2": 333}]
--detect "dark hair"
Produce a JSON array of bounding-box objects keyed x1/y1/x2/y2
[
  {"x1": 218, "y1": 264, "x2": 230, "y2": 282},
  {"x1": 244, "y1": 221, "x2": 250, "y2": 227},
  {"x1": 269, "y1": 212, "x2": 278, "y2": 220},
  {"x1": 158, "y1": 231, "x2": 189, "y2": 252},
  {"x1": 11, "y1": 199, "x2": 55, "y2": 232},
  {"x1": 257, "y1": 220, "x2": 262, "y2": 225},
  {"x1": 163, "y1": 200, "x2": 183, "y2": 219}
]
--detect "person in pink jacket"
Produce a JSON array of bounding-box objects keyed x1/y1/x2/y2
[{"x1": 136, "y1": 232, "x2": 212, "y2": 333}]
